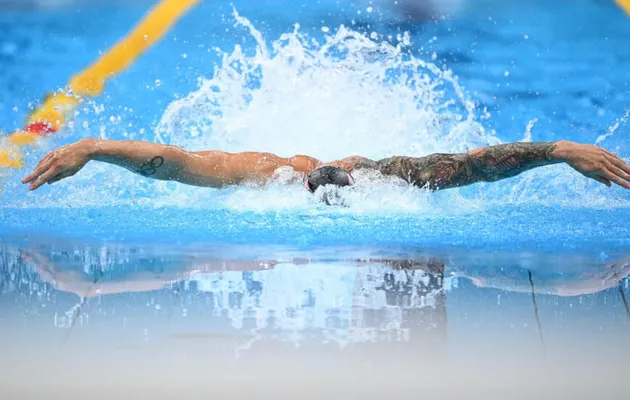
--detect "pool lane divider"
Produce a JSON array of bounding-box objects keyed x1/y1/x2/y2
[
  {"x1": 617, "y1": 0, "x2": 630, "y2": 15},
  {"x1": 0, "y1": 0, "x2": 201, "y2": 174}
]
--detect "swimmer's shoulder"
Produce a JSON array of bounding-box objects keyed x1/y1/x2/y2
[{"x1": 344, "y1": 156, "x2": 378, "y2": 171}]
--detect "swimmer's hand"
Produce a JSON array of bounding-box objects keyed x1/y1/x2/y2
[
  {"x1": 552, "y1": 141, "x2": 630, "y2": 189},
  {"x1": 21, "y1": 139, "x2": 92, "y2": 191}
]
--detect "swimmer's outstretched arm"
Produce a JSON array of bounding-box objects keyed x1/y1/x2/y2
[
  {"x1": 22, "y1": 138, "x2": 213, "y2": 189},
  {"x1": 22, "y1": 139, "x2": 320, "y2": 190},
  {"x1": 355, "y1": 141, "x2": 630, "y2": 190}
]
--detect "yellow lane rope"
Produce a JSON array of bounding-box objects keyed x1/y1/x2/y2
[{"x1": 617, "y1": 0, "x2": 630, "y2": 14}]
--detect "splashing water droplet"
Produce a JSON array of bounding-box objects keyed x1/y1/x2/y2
[
  {"x1": 521, "y1": 118, "x2": 538, "y2": 142},
  {"x1": 595, "y1": 109, "x2": 630, "y2": 145}
]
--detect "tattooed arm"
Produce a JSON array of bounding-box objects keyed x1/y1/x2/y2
[
  {"x1": 22, "y1": 139, "x2": 321, "y2": 190},
  {"x1": 369, "y1": 141, "x2": 630, "y2": 190},
  {"x1": 22, "y1": 139, "x2": 195, "y2": 190},
  {"x1": 81, "y1": 140, "x2": 182, "y2": 179}
]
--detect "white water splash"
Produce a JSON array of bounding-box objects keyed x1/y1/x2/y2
[
  {"x1": 595, "y1": 109, "x2": 630, "y2": 145},
  {"x1": 156, "y1": 8, "x2": 491, "y2": 160},
  {"x1": 520, "y1": 118, "x2": 537, "y2": 143}
]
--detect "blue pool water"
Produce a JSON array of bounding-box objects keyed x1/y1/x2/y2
[{"x1": 1, "y1": 1, "x2": 630, "y2": 394}]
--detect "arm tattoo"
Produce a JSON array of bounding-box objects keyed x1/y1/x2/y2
[
  {"x1": 371, "y1": 142, "x2": 558, "y2": 191},
  {"x1": 136, "y1": 156, "x2": 165, "y2": 176},
  {"x1": 466, "y1": 142, "x2": 558, "y2": 182}
]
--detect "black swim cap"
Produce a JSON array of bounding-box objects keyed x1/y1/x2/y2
[{"x1": 305, "y1": 166, "x2": 354, "y2": 193}]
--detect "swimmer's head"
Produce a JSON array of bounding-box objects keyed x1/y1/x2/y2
[{"x1": 304, "y1": 166, "x2": 354, "y2": 193}]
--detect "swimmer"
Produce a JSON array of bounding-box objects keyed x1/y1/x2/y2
[{"x1": 21, "y1": 138, "x2": 630, "y2": 195}]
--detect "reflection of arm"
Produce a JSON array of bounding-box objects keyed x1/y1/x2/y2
[
  {"x1": 553, "y1": 268, "x2": 629, "y2": 296},
  {"x1": 458, "y1": 263, "x2": 630, "y2": 296},
  {"x1": 23, "y1": 252, "x2": 180, "y2": 298},
  {"x1": 23, "y1": 250, "x2": 281, "y2": 298}
]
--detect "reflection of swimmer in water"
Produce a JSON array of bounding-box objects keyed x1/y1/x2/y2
[
  {"x1": 21, "y1": 139, "x2": 630, "y2": 197},
  {"x1": 20, "y1": 247, "x2": 630, "y2": 299},
  {"x1": 21, "y1": 248, "x2": 443, "y2": 299},
  {"x1": 454, "y1": 262, "x2": 630, "y2": 297},
  {"x1": 16, "y1": 248, "x2": 449, "y2": 351}
]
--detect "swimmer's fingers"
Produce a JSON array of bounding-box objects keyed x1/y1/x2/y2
[
  {"x1": 28, "y1": 166, "x2": 60, "y2": 191},
  {"x1": 37, "y1": 150, "x2": 56, "y2": 168},
  {"x1": 604, "y1": 152, "x2": 630, "y2": 175},
  {"x1": 21, "y1": 156, "x2": 55, "y2": 184},
  {"x1": 592, "y1": 175, "x2": 611, "y2": 187},
  {"x1": 601, "y1": 164, "x2": 630, "y2": 189},
  {"x1": 605, "y1": 159, "x2": 630, "y2": 183}
]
